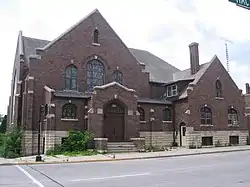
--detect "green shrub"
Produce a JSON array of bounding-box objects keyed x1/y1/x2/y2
[
  {"x1": 0, "y1": 128, "x2": 23, "y2": 158},
  {"x1": 46, "y1": 130, "x2": 93, "y2": 156}
]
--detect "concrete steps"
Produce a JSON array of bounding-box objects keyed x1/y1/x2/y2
[{"x1": 107, "y1": 142, "x2": 137, "y2": 153}]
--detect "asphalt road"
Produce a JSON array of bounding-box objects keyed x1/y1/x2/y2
[{"x1": 1, "y1": 151, "x2": 250, "y2": 187}]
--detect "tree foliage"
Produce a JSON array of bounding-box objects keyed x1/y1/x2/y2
[
  {"x1": 46, "y1": 130, "x2": 93, "y2": 155},
  {"x1": 0, "y1": 127, "x2": 23, "y2": 158},
  {"x1": 0, "y1": 115, "x2": 7, "y2": 133}
]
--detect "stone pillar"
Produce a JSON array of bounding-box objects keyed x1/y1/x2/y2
[
  {"x1": 130, "y1": 138, "x2": 146, "y2": 152},
  {"x1": 94, "y1": 138, "x2": 108, "y2": 153}
]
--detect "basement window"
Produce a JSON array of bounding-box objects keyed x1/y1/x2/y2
[
  {"x1": 229, "y1": 136, "x2": 239, "y2": 145},
  {"x1": 202, "y1": 136, "x2": 213, "y2": 146}
]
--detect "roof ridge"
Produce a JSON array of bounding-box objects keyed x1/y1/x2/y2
[
  {"x1": 22, "y1": 35, "x2": 50, "y2": 42},
  {"x1": 38, "y1": 8, "x2": 99, "y2": 50}
]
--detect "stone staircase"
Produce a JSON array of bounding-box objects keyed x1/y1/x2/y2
[{"x1": 107, "y1": 142, "x2": 137, "y2": 153}]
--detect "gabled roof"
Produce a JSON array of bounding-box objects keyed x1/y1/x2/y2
[
  {"x1": 17, "y1": 9, "x2": 215, "y2": 86},
  {"x1": 19, "y1": 34, "x2": 213, "y2": 85},
  {"x1": 39, "y1": 9, "x2": 99, "y2": 50},
  {"x1": 129, "y1": 48, "x2": 180, "y2": 83},
  {"x1": 22, "y1": 36, "x2": 50, "y2": 62}
]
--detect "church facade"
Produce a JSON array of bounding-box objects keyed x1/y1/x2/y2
[{"x1": 8, "y1": 9, "x2": 249, "y2": 155}]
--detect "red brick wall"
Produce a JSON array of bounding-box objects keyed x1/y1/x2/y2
[
  {"x1": 28, "y1": 11, "x2": 151, "y2": 131},
  {"x1": 188, "y1": 58, "x2": 246, "y2": 131}
]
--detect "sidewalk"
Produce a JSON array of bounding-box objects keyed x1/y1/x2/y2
[{"x1": 1, "y1": 145, "x2": 250, "y2": 166}]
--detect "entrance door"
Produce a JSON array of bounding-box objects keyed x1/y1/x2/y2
[
  {"x1": 103, "y1": 102, "x2": 125, "y2": 142},
  {"x1": 180, "y1": 123, "x2": 187, "y2": 147}
]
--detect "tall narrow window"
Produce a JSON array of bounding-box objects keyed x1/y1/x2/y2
[
  {"x1": 93, "y1": 29, "x2": 99, "y2": 44},
  {"x1": 112, "y1": 70, "x2": 123, "y2": 84},
  {"x1": 215, "y1": 80, "x2": 222, "y2": 97},
  {"x1": 200, "y1": 106, "x2": 212, "y2": 125},
  {"x1": 62, "y1": 103, "x2": 77, "y2": 119},
  {"x1": 65, "y1": 65, "x2": 77, "y2": 90},
  {"x1": 87, "y1": 59, "x2": 104, "y2": 92},
  {"x1": 137, "y1": 107, "x2": 145, "y2": 121},
  {"x1": 163, "y1": 108, "x2": 171, "y2": 121},
  {"x1": 228, "y1": 108, "x2": 238, "y2": 126}
]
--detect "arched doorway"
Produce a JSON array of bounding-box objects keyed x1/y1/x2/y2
[
  {"x1": 179, "y1": 122, "x2": 187, "y2": 147},
  {"x1": 103, "y1": 101, "x2": 125, "y2": 142}
]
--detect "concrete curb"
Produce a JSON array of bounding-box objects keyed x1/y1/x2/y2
[{"x1": 1, "y1": 148, "x2": 250, "y2": 166}]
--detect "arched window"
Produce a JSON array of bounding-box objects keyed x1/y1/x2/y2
[
  {"x1": 228, "y1": 108, "x2": 238, "y2": 126},
  {"x1": 65, "y1": 65, "x2": 77, "y2": 90},
  {"x1": 112, "y1": 70, "x2": 123, "y2": 84},
  {"x1": 86, "y1": 59, "x2": 104, "y2": 92},
  {"x1": 200, "y1": 106, "x2": 212, "y2": 125},
  {"x1": 93, "y1": 29, "x2": 99, "y2": 44},
  {"x1": 163, "y1": 108, "x2": 172, "y2": 121},
  {"x1": 215, "y1": 80, "x2": 222, "y2": 97},
  {"x1": 137, "y1": 107, "x2": 145, "y2": 121},
  {"x1": 62, "y1": 103, "x2": 77, "y2": 119}
]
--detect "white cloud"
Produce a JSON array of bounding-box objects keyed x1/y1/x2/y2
[{"x1": 0, "y1": 0, "x2": 250, "y2": 114}]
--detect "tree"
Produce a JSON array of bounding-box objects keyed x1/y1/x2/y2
[{"x1": 0, "y1": 115, "x2": 7, "y2": 133}]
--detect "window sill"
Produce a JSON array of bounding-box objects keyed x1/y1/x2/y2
[
  {"x1": 140, "y1": 121, "x2": 146, "y2": 123},
  {"x1": 228, "y1": 124, "x2": 239, "y2": 127},
  {"x1": 61, "y1": 118, "x2": 78, "y2": 122},
  {"x1": 162, "y1": 121, "x2": 172, "y2": 123},
  {"x1": 215, "y1": 97, "x2": 224, "y2": 100},
  {"x1": 92, "y1": 42, "x2": 100, "y2": 46},
  {"x1": 200, "y1": 124, "x2": 213, "y2": 127}
]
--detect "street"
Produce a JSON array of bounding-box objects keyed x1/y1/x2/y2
[{"x1": 1, "y1": 151, "x2": 250, "y2": 187}]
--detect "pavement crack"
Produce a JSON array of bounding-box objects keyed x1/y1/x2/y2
[{"x1": 26, "y1": 165, "x2": 65, "y2": 187}]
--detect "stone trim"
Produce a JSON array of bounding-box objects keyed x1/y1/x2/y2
[
  {"x1": 44, "y1": 85, "x2": 55, "y2": 93},
  {"x1": 61, "y1": 118, "x2": 79, "y2": 122},
  {"x1": 162, "y1": 121, "x2": 172, "y2": 123},
  {"x1": 92, "y1": 42, "x2": 100, "y2": 46},
  {"x1": 200, "y1": 124, "x2": 213, "y2": 127},
  {"x1": 215, "y1": 97, "x2": 224, "y2": 100},
  {"x1": 94, "y1": 138, "x2": 108, "y2": 140},
  {"x1": 48, "y1": 103, "x2": 55, "y2": 107},
  {"x1": 94, "y1": 81, "x2": 135, "y2": 92},
  {"x1": 46, "y1": 114, "x2": 55, "y2": 118},
  {"x1": 28, "y1": 90, "x2": 34, "y2": 94},
  {"x1": 28, "y1": 76, "x2": 34, "y2": 80},
  {"x1": 140, "y1": 121, "x2": 146, "y2": 123}
]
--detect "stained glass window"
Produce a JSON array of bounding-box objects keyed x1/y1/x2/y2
[
  {"x1": 65, "y1": 65, "x2": 77, "y2": 90},
  {"x1": 62, "y1": 103, "x2": 77, "y2": 119},
  {"x1": 112, "y1": 70, "x2": 122, "y2": 84},
  {"x1": 163, "y1": 108, "x2": 171, "y2": 121},
  {"x1": 137, "y1": 107, "x2": 145, "y2": 121},
  {"x1": 215, "y1": 80, "x2": 222, "y2": 97},
  {"x1": 228, "y1": 108, "x2": 238, "y2": 126},
  {"x1": 93, "y1": 29, "x2": 99, "y2": 43},
  {"x1": 86, "y1": 60, "x2": 104, "y2": 92},
  {"x1": 200, "y1": 106, "x2": 212, "y2": 125}
]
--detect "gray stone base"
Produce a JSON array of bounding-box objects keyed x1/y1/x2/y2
[
  {"x1": 186, "y1": 128, "x2": 249, "y2": 148},
  {"x1": 139, "y1": 131, "x2": 173, "y2": 148}
]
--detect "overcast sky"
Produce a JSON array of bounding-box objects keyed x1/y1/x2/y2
[{"x1": 0, "y1": 0, "x2": 250, "y2": 114}]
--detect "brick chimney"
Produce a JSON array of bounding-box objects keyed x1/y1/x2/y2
[
  {"x1": 246, "y1": 83, "x2": 250, "y2": 94},
  {"x1": 189, "y1": 42, "x2": 200, "y2": 75}
]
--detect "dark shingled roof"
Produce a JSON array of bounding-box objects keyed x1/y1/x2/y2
[
  {"x1": 129, "y1": 48, "x2": 180, "y2": 83},
  {"x1": 22, "y1": 36, "x2": 50, "y2": 62}
]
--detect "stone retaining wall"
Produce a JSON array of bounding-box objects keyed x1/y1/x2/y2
[{"x1": 139, "y1": 131, "x2": 173, "y2": 148}]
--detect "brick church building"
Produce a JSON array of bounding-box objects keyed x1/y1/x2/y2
[{"x1": 8, "y1": 9, "x2": 249, "y2": 155}]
